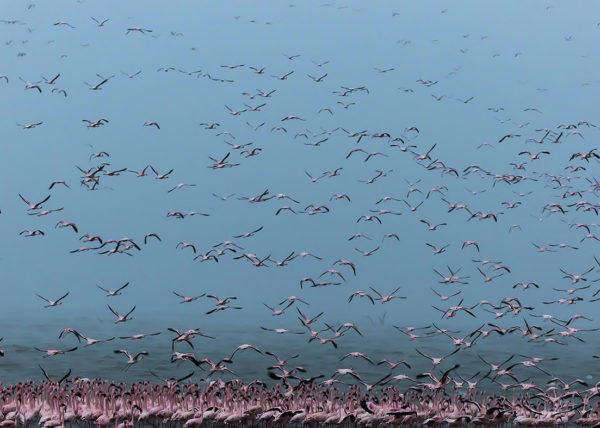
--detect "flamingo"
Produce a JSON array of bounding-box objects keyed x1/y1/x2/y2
[
  {"x1": 143, "y1": 121, "x2": 160, "y2": 129},
  {"x1": 173, "y1": 291, "x2": 205, "y2": 303},
  {"x1": 19, "y1": 193, "x2": 50, "y2": 210},
  {"x1": 113, "y1": 350, "x2": 149, "y2": 370},
  {"x1": 34, "y1": 347, "x2": 78, "y2": 358},
  {"x1": 36, "y1": 292, "x2": 69, "y2": 308},
  {"x1": 108, "y1": 305, "x2": 136, "y2": 323},
  {"x1": 96, "y1": 282, "x2": 130, "y2": 297},
  {"x1": 369, "y1": 287, "x2": 406, "y2": 303}
]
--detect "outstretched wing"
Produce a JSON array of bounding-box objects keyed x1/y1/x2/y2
[{"x1": 115, "y1": 282, "x2": 130, "y2": 293}]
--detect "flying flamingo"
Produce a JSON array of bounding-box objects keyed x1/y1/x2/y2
[
  {"x1": 173, "y1": 291, "x2": 205, "y2": 303},
  {"x1": 36, "y1": 292, "x2": 69, "y2": 308},
  {"x1": 17, "y1": 121, "x2": 44, "y2": 129},
  {"x1": 96, "y1": 282, "x2": 130, "y2": 297},
  {"x1": 55, "y1": 221, "x2": 78, "y2": 233},
  {"x1": 420, "y1": 219, "x2": 447, "y2": 231},
  {"x1": 263, "y1": 302, "x2": 293, "y2": 316},
  {"x1": 108, "y1": 305, "x2": 136, "y2": 323},
  {"x1": 230, "y1": 344, "x2": 262, "y2": 359},
  {"x1": 369, "y1": 287, "x2": 406, "y2": 303},
  {"x1": 20, "y1": 229, "x2": 45, "y2": 237},
  {"x1": 119, "y1": 332, "x2": 161, "y2": 340},
  {"x1": 415, "y1": 348, "x2": 460, "y2": 367},
  {"x1": 19, "y1": 194, "x2": 50, "y2": 210},
  {"x1": 34, "y1": 347, "x2": 78, "y2": 358},
  {"x1": 113, "y1": 349, "x2": 149, "y2": 370}
]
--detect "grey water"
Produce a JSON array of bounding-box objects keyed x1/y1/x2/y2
[{"x1": 1, "y1": 315, "x2": 597, "y2": 393}]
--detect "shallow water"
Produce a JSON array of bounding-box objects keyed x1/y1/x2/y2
[{"x1": 2, "y1": 315, "x2": 597, "y2": 395}]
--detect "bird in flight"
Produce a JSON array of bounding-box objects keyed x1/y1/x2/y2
[
  {"x1": 91, "y1": 17, "x2": 110, "y2": 27},
  {"x1": 96, "y1": 283, "x2": 130, "y2": 297},
  {"x1": 36, "y1": 292, "x2": 69, "y2": 308}
]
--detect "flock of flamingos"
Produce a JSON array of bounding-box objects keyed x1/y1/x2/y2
[{"x1": 2, "y1": 1, "x2": 600, "y2": 427}]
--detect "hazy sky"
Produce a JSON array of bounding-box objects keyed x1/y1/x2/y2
[{"x1": 1, "y1": 0, "x2": 600, "y2": 382}]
